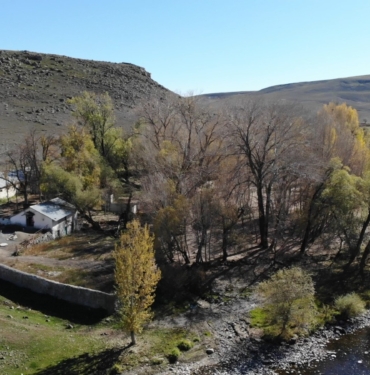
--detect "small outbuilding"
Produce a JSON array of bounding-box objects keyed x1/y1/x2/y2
[
  {"x1": 10, "y1": 198, "x2": 78, "y2": 238},
  {"x1": 104, "y1": 195, "x2": 139, "y2": 215}
]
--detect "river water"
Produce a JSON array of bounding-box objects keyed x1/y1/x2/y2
[{"x1": 277, "y1": 327, "x2": 370, "y2": 375}]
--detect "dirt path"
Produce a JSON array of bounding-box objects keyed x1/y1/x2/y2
[{"x1": 0, "y1": 230, "x2": 32, "y2": 255}]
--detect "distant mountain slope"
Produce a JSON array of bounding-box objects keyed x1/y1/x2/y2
[
  {"x1": 0, "y1": 50, "x2": 175, "y2": 154},
  {"x1": 1, "y1": 50, "x2": 370, "y2": 156},
  {"x1": 200, "y1": 75, "x2": 370, "y2": 123}
]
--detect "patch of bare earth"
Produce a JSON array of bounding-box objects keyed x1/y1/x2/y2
[{"x1": 0, "y1": 230, "x2": 116, "y2": 292}]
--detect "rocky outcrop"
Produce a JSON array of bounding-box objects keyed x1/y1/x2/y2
[{"x1": 0, "y1": 49, "x2": 175, "y2": 154}]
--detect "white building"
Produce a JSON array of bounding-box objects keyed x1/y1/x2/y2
[
  {"x1": 10, "y1": 198, "x2": 78, "y2": 238},
  {"x1": 104, "y1": 195, "x2": 139, "y2": 215}
]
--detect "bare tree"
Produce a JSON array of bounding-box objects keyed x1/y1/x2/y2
[
  {"x1": 139, "y1": 94, "x2": 225, "y2": 197},
  {"x1": 226, "y1": 99, "x2": 307, "y2": 248}
]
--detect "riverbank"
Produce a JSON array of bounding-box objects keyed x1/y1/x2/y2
[{"x1": 186, "y1": 310, "x2": 370, "y2": 375}]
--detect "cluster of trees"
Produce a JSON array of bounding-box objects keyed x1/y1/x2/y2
[
  {"x1": 5, "y1": 91, "x2": 370, "y2": 344},
  {"x1": 2, "y1": 92, "x2": 135, "y2": 228},
  {"x1": 4, "y1": 92, "x2": 370, "y2": 274},
  {"x1": 140, "y1": 97, "x2": 370, "y2": 276}
]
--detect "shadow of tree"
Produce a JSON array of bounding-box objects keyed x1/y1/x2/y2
[{"x1": 35, "y1": 346, "x2": 128, "y2": 375}]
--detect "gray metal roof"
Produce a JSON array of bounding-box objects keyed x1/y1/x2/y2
[{"x1": 30, "y1": 200, "x2": 75, "y2": 222}]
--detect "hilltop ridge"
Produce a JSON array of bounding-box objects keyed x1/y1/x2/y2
[
  {"x1": 2, "y1": 49, "x2": 370, "y2": 155},
  {"x1": 200, "y1": 74, "x2": 370, "y2": 122},
  {"x1": 0, "y1": 50, "x2": 174, "y2": 153}
]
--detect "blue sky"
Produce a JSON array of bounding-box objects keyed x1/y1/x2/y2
[{"x1": 2, "y1": 0, "x2": 370, "y2": 94}]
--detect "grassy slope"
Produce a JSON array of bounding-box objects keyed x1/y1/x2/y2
[
  {"x1": 0, "y1": 226, "x2": 216, "y2": 374},
  {"x1": 0, "y1": 295, "x2": 111, "y2": 375},
  {"x1": 0, "y1": 292, "x2": 212, "y2": 375}
]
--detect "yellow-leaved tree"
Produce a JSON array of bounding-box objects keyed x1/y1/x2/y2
[{"x1": 114, "y1": 220, "x2": 161, "y2": 345}]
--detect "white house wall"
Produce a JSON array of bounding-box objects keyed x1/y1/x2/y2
[
  {"x1": 51, "y1": 212, "x2": 78, "y2": 238},
  {"x1": 10, "y1": 207, "x2": 78, "y2": 238},
  {"x1": 0, "y1": 217, "x2": 10, "y2": 225},
  {"x1": 10, "y1": 208, "x2": 54, "y2": 230}
]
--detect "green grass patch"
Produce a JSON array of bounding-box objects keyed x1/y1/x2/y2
[
  {"x1": 0, "y1": 295, "x2": 109, "y2": 375},
  {"x1": 146, "y1": 327, "x2": 196, "y2": 355},
  {"x1": 151, "y1": 356, "x2": 164, "y2": 365},
  {"x1": 112, "y1": 326, "x2": 200, "y2": 371},
  {"x1": 250, "y1": 307, "x2": 269, "y2": 328},
  {"x1": 177, "y1": 338, "x2": 194, "y2": 351}
]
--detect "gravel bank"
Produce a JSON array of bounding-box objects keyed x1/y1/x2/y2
[{"x1": 154, "y1": 304, "x2": 370, "y2": 375}]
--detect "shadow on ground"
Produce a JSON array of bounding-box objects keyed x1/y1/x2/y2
[
  {"x1": 35, "y1": 347, "x2": 126, "y2": 375},
  {"x1": 0, "y1": 279, "x2": 109, "y2": 324}
]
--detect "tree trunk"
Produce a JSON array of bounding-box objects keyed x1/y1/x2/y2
[
  {"x1": 359, "y1": 239, "x2": 370, "y2": 278},
  {"x1": 265, "y1": 183, "x2": 272, "y2": 248},
  {"x1": 130, "y1": 331, "x2": 136, "y2": 345},
  {"x1": 82, "y1": 212, "x2": 102, "y2": 231},
  {"x1": 256, "y1": 183, "x2": 268, "y2": 248},
  {"x1": 222, "y1": 226, "x2": 229, "y2": 262},
  {"x1": 347, "y1": 209, "x2": 370, "y2": 268},
  {"x1": 300, "y1": 183, "x2": 325, "y2": 254},
  {"x1": 174, "y1": 237, "x2": 190, "y2": 264},
  {"x1": 196, "y1": 230, "x2": 206, "y2": 263},
  {"x1": 23, "y1": 188, "x2": 29, "y2": 209}
]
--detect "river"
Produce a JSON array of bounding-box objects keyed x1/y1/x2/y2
[{"x1": 277, "y1": 327, "x2": 370, "y2": 375}]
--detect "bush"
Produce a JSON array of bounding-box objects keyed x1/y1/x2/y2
[
  {"x1": 167, "y1": 347, "x2": 181, "y2": 363},
  {"x1": 110, "y1": 363, "x2": 123, "y2": 374},
  {"x1": 317, "y1": 304, "x2": 337, "y2": 326},
  {"x1": 151, "y1": 357, "x2": 164, "y2": 365},
  {"x1": 360, "y1": 290, "x2": 370, "y2": 308},
  {"x1": 177, "y1": 338, "x2": 194, "y2": 351},
  {"x1": 334, "y1": 293, "x2": 365, "y2": 319},
  {"x1": 256, "y1": 267, "x2": 317, "y2": 340}
]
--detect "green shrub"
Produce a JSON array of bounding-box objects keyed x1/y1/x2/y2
[
  {"x1": 334, "y1": 293, "x2": 365, "y2": 319},
  {"x1": 177, "y1": 338, "x2": 194, "y2": 351},
  {"x1": 110, "y1": 363, "x2": 123, "y2": 374},
  {"x1": 256, "y1": 267, "x2": 317, "y2": 340},
  {"x1": 360, "y1": 290, "x2": 370, "y2": 308},
  {"x1": 167, "y1": 347, "x2": 181, "y2": 363},
  {"x1": 317, "y1": 304, "x2": 337, "y2": 326},
  {"x1": 250, "y1": 307, "x2": 269, "y2": 328},
  {"x1": 151, "y1": 357, "x2": 164, "y2": 365}
]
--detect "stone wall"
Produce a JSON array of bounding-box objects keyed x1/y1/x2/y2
[{"x1": 0, "y1": 264, "x2": 116, "y2": 313}]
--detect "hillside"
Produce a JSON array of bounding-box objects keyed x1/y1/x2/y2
[
  {"x1": 2, "y1": 49, "x2": 370, "y2": 155},
  {"x1": 200, "y1": 75, "x2": 370, "y2": 122},
  {"x1": 0, "y1": 50, "x2": 174, "y2": 154}
]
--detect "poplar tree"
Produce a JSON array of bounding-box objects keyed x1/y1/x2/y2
[{"x1": 114, "y1": 220, "x2": 161, "y2": 345}]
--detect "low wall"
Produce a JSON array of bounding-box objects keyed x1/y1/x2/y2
[{"x1": 0, "y1": 264, "x2": 116, "y2": 314}]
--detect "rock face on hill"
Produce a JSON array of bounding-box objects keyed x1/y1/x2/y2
[{"x1": 0, "y1": 50, "x2": 174, "y2": 154}]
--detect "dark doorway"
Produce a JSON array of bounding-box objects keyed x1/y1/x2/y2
[{"x1": 25, "y1": 212, "x2": 34, "y2": 227}]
